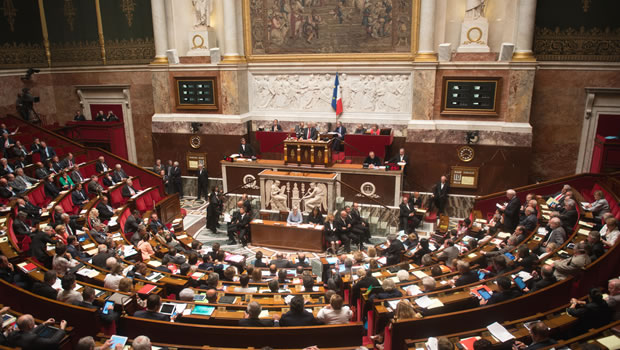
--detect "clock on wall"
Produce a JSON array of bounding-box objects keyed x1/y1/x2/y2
[
  {"x1": 190, "y1": 135, "x2": 202, "y2": 149},
  {"x1": 457, "y1": 145, "x2": 475, "y2": 162}
]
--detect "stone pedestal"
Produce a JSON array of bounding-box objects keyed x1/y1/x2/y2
[
  {"x1": 457, "y1": 18, "x2": 490, "y2": 53},
  {"x1": 186, "y1": 28, "x2": 216, "y2": 56}
]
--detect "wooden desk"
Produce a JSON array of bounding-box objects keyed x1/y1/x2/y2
[
  {"x1": 221, "y1": 159, "x2": 402, "y2": 206},
  {"x1": 283, "y1": 139, "x2": 333, "y2": 167},
  {"x1": 250, "y1": 220, "x2": 324, "y2": 252}
]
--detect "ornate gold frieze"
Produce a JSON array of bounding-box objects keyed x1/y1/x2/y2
[
  {"x1": 64, "y1": 0, "x2": 76, "y2": 31},
  {"x1": 49, "y1": 40, "x2": 102, "y2": 66},
  {"x1": 534, "y1": 26, "x2": 620, "y2": 61},
  {"x1": 105, "y1": 38, "x2": 155, "y2": 64},
  {"x1": 121, "y1": 0, "x2": 135, "y2": 27},
  {"x1": 0, "y1": 42, "x2": 46, "y2": 68},
  {"x1": 2, "y1": 0, "x2": 17, "y2": 32}
]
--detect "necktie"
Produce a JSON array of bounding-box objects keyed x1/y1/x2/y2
[
  {"x1": 307, "y1": 128, "x2": 311, "y2": 139},
  {"x1": 7, "y1": 165, "x2": 12, "y2": 172},
  {"x1": 45, "y1": 148, "x2": 49, "y2": 157},
  {"x1": 130, "y1": 187, "x2": 135, "y2": 195},
  {"x1": 66, "y1": 224, "x2": 73, "y2": 236}
]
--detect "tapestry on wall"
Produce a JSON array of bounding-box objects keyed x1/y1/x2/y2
[{"x1": 249, "y1": 0, "x2": 413, "y2": 55}]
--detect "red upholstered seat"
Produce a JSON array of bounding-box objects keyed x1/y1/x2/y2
[
  {"x1": 424, "y1": 211, "x2": 437, "y2": 223},
  {"x1": 110, "y1": 187, "x2": 123, "y2": 207}
]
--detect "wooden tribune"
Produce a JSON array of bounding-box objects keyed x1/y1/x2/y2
[
  {"x1": 250, "y1": 220, "x2": 325, "y2": 252},
  {"x1": 283, "y1": 139, "x2": 333, "y2": 167}
]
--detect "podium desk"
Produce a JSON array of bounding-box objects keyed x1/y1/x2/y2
[
  {"x1": 250, "y1": 220, "x2": 324, "y2": 252},
  {"x1": 284, "y1": 139, "x2": 333, "y2": 167}
]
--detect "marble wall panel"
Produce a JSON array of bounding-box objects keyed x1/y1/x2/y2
[
  {"x1": 407, "y1": 129, "x2": 531, "y2": 147},
  {"x1": 152, "y1": 120, "x2": 247, "y2": 135},
  {"x1": 412, "y1": 69, "x2": 436, "y2": 120},
  {"x1": 505, "y1": 69, "x2": 535, "y2": 123},
  {"x1": 152, "y1": 71, "x2": 172, "y2": 114},
  {"x1": 220, "y1": 70, "x2": 240, "y2": 115},
  {"x1": 528, "y1": 69, "x2": 620, "y2": 182}
]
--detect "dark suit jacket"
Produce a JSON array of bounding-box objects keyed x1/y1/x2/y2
[
  {"x1": 111, "y1": 169, "x2": 128, "y2": 183},
  {"x1": 270, "y1": 124, "x2": 283, "y2": 132},
  {"x1": 124, "y1": 215, "x2": 140, "y2": 235},
  {"x1": 487, "y1": 289, "x2": 522, "y2": 305},
  {"x1": 70, "y1": 171, "x2": 84, "y2": 184},
  {"x1": 149, "y1": 219, "x2": 165, "y2": 233},
  {"x1": 95, "y1": 161, "x2": 109, "y2": 173},
  {"x1": 76, "y1": 301, "x2": 119, "y2": 324},
  {"x1": 71, "y1": 189, "x2": 88, "y2": 206},
  {"x1": 7, "y1": 325, "x2": 66, "y2": 350},
  {"x1": 18, "y1": 202, "x2": 41, "y2": 220},
  {"x1": 102, "y1": 176, "x2": 115, "y2": 187},
  {"x1": 334, "y1": 216, "x2": 349, "y2": 234},
  {"x1": 96, "y1": 202, "x2": 115, "y2": 221},
  {"x1": 170, "y1": 167, "x2": 181, "y2": 183},
  {"x1": 503, "y1": 196, "x2": 522, "y2": 232},
  {"x1": 88, "y1": 181, "x2": 104, "y2": 196},
  {"x1": 279, "y1": 310, "x2": 320, "y2": 327},
  {"x1": 389, "y1": 154, "x2": 409, "y2": 164},
  {"x1": 351, "y1": 276, "x2": 381, "y2": 305},
  {"x1": 197, "y1": 168, "x2": 209, "y2": 186},
  {"x1": 363, "y1": 156, "x2": 382, "y2": 166},
  {"x1": 35, "y1": 167, "x2": 48, "y2": 179},
  {"x1": 92, "y1": 252, "x2": 114, "y2": 268},
  {"x1": 239, "y1": 317, "x2": 275, "y2": 327},
  {"x1": 301, "y1": 127, "x2": 318, "y2": 140},
  {"x1": 121, "y1": 185, "x2": 137, "y2": 198},
  {"x1": 43, "y1": 181, "x2": 59, "y2": 199},
  {"x1": 133, "y1": 310, "x2": 170, "y2": 321},
  {"x1": 39, "y1": 146, "x2": 56, "y2": 160},
  {"x1": 399, "y1": 202, "x2": 414, "y2": 219},
  {"x1": 238, "y1": 144, "x2": 255, "y2": 157},
  {"x1": 0, "y1": 186, "x2": 16, "y2": 198},
  {"x1": 454, "y1": 271, "x2": 479, "y2": 287},
  {"x1": 270, "y1": 259, "x2": 291, "y2": 269},
  {"x1": 12, "y1": 219, "x2": 31, "y2": 237},
  {"x1": 519, "y1": 214, "x2": 538, "y2": 233},
  {"x1": 384, "y1": 239, "x2": 405, "y2": 265},
  {"x1": 32, "y1": 281, "x2": 58, "y2": 300},
  {"x1": 433, "y1": 181, "x2": 450, "y2": 200},
  {"x1": 559, "y1": 209, "x2": 578, "y2": 233}
]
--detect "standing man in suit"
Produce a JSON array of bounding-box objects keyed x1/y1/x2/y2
[
  {"x1": 206, "y1": 187, "x2": 221, "y2": 233},
  {"x1": 301, "y1": 122, "x2": 318, "y2": 140},
  {"x1": 270, "y1": 119, "x2": 283, "y2": 132},
  {"x1": 196, "y1": 164, "x2": 209, "y2": 200},
  {"x1": 432, "y1": 176, "x2": 450, "y2": 215},
  {"x1": 388, "y1": 148, "x2": 409, "y2": 175},
  {"x1": 73, "y1": 110, "x2": 86, "y2": 121},
  {"x1": 95, "y1": 156, "x2": 109, "y2": 173},
  {"x1": 170, "y1": 161, "x2": 183, "y2": 198},
  {"x1": 331, "y1": 121, "x2": 346, "y2": 151},
  {"x1": 499, "y1": 189, "x2": 521, "y2": 233},
  {"x1": 153, "y1": 159, "x2": 163, "y2": 174},
  {"x1": 238, "y1": 138, "x2": 255, "y2": 158}
]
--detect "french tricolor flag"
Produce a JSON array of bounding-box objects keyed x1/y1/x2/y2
[{"x1": 332, "y1": 73, "x2": 343, "y2": 116}]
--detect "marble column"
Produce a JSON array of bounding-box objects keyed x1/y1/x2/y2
[
  {"x1": 415, "y1": 0, "x2": 437, "y2": 61},
  {"x1": 151, "y1": 0, "x2": 169, "y2": 64},
  {"x1": 221, "y1": 0, "x2": 244, "y2": 62},
  {"x1": 214, "y1": 0, "x2": 225, "y2": 53},
  {"x1": 512, "y1": 0, "x2": 537, "y2": 61}
]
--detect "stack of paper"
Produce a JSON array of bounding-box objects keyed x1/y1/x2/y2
[{"x1": 486, "y1": 322, "x2": 515, "y2": 342}]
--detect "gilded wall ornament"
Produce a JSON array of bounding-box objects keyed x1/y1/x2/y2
[
  {"x1": 121, "y1": 0, "x2": 135, "y2": 27},
  {"x1": 582, "y1": 0, "x2": 591, "y2": 12},
  {"x1": 2, "y1": 0, "x2": 17, "y2": 32},
  {"x1": 64, "y1": 0, "x2": 76, "y2": 31}
]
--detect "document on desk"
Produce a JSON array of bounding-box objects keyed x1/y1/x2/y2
[
  {"x1": 596, "y1": 335, "x2": 620, "y2": 350},
  {"x1": 486, "y1": 322, "x2": 514, "y2": 342}
]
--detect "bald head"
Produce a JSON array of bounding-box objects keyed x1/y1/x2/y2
[{"x1": 16, "y1": 314, "x2": 35, "y2": 331}]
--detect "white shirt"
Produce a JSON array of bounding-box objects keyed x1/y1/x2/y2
[
  {"x1": 606, "y1": 228, "x2": 619, "y2": 246},
  {"x1": 104, "y1": 274, "x2": 124, "y2": 290},
  {"x1": 316, "y1": 306, "x2": 352, "y2": 325}
]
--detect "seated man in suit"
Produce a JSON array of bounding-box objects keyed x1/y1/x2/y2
[
  {"x1": 558, "y1": 199, "x2": 578, "y2": 234},
  {"x1": 43, "y1": 175, "x2": 59, "y2": 199},
  {"x1": 133, "y1": 294, "x2": 171, "y2": 321},
  {"x1": 519, "y1": 207, "x2": 538, "y2": 234},
  {"x1": 450, "y1": 260, "x2": 479, "y2": 287},
  {"x1": 553, "y1": 242, "x2": 591, "y2": 280},
  {"x1": 30, "y1": 226, "x2": 57, "y2": 268},
  {"x1": 542, "y1": 217, "x2": 566, "y2": 247},
  {"x1": 270, "y1": 119, "x2": 283, "y2": 132},
  {"x1": 335, "y1": 210, "x2": 352, "y2": 253},
  {"x1": 354, "y1": 124, "x2": 366, "y2": 134},
  {"x1": 96, "y1": 196, "x2": 115, "y2": 221},
  {"x1": 0, "y1": 158, "x2": 14, "y2": 176},
  {"x1": 481, "y1": 276, "x2": 522, "y2": 305},
  {"x1": 239, "y1": 301, "x2": 280, "y2": 327},
  {"x1": 76, "y1": 287, "x2": 119, "y2": 325},
  {"x1": 17, "y1": 196, "x2": 43, "y2": 225},
  {"x1": 349, "y1": 202, "x2": 370, "y2": 245},
  {"x1": 121, "y1": 178, "x2": 138, "y2": 198},
  {"x1": 7, "y1": 314, "x2": 67, "y2": 349},
  {"x1": 280, "y1": 295, "x2": 321, "y2": 326},
  {"x1": 71, "y1": 183, "x2": 89, "y2": 208},
  {"x1": 227, "y1": 206, "x2": 251, "y2": 246},
  {"x1": 512, "y1": 321, "x2": 557, "y2": 350},
  {"x1": 270, "y1": 252, "x2": 291, "y2": 268},
  {"x1": 31, "y1": 270, "x2": 59, "y2": 300},
  {"x1": 73, "y1": 110, "x2": 86, "y2": 121},
  {"x1": 69, "y1": 165, "x2": 85, "y2": 184},
  {"x1": 0, "y1": 178, "x2": 17, "y2": 199},
  {"x1": 13, "y1": 211, "x2": 36, "y2": 239},
  {"x1": 111, "y1": 164, "x2": 128, "y2": 183},
  {"x1": 87, "y1": 175, "x2": 105, "y2": 196},
  {"x1": 38, "y1": 141, "x2": 56, "y2": 161},
  {"x1": 437, "y1": 239, "x2": 460, "y2": 265},
  {"x1": 95, "y1": 156, "x2": 110, "y2": 173},
  {"x1": 301, "y1": 122, "x2": 318, "y2": 140},
  {"x1": 384, "y1": 233, "x2": 405, "y2": 266},
  {"x1": 34, "y1": 162, "x2": 48, "y2": 180},
  {"x1": 60, "y1": 153, "x2": 75, "y2": 170},
  {"x1": 399, "y1": 196, "x2": 419, "y2": 233},
  {"x1": 363, "y1": 151, "x2": 382, "y2": 168},
  {"x1": 102, "y1": 173, "x2": 116, "y2": 187},
  {"x1": 238, "y1": 137, "x2": 255, "y2": 158},
  {"x1": 149, "y1": 213, "x2": 167, "y2": 234}
]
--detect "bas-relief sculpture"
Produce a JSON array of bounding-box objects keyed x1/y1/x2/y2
[
  {"x1": 250, "y1": 0, "x2": 412, "y2": 54},
  {"x1": 192, "y1": 0, "x2": 212, "y2": 28},
  {"x1": 251, "y1": 73, "x2": 412, "y2": 113},
  {"x1": 266, "y1": 179, "x2": 327, "y2": 213}
]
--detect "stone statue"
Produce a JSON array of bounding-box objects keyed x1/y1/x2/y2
[
  {"x1": 301, "y1": 183, "x2": 327, "y2": 213},
  {"x1": 465, "y1": 0, "x2": 486, "y2": 20},
  {"x1": 267, "y1": 180, "x2": 288, "y2": 211},
  {"x1": 192, "y1": 0, "x2": 212, "y2": 28}
]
